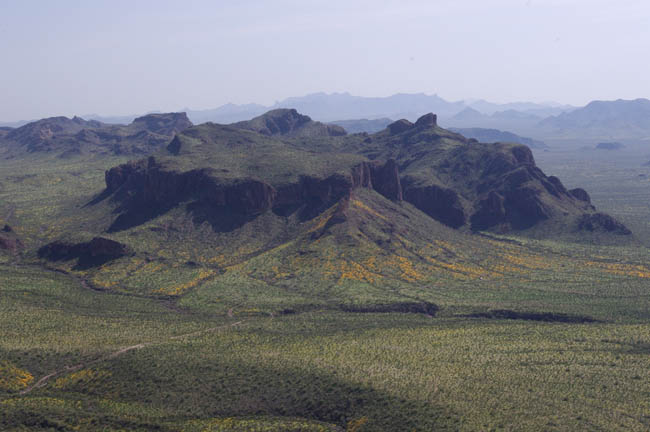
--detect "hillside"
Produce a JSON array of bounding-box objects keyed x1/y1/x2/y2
[
  {"x1": 89, "y1": 110, "x2": 628, "y2": 246},
  {"x1": 1, "y1": 108, "x2": 649, "y2": 432},
  {"x1": 0, "y1": 112, "x2": 192, "y2": 157}
]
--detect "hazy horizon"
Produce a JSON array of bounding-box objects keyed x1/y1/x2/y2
[{"x1": 1, "y1": 0, "x2": 649, "y2": 122}]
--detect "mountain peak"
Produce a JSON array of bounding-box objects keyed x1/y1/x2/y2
[
  {"x1": 131, "y1": 112, "x2": 193, "y2": 135},
  {"x1": 232, "y1": 109, "x2": 346, "y2": 137},
  {"x1": 414, "y1": 113, "x2": 437, "y2": 128}
]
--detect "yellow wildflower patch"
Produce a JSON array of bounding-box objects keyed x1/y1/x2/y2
[
  {"x1": 0, "y1": 361, "x2": 34, "y2": 391},
  {"x1": 156, "y1": 269, "x2": 215, "y2": 296},
  {"x1": 351, "y1": 199, "x2": 387, "y2": 221},
  {"x1": 338, "y1": 260, "x2": 381, "y2": 284},
  {"x1": 53, "y1": 368, "x2": 111, "y2": 389},
  {"x1": 585, "y1": 261, "x2": 650, "y2": 278}
]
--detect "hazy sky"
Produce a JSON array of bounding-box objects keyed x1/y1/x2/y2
[{"x1": 1, "y1": 0, "x2": 649, "y2": 121}]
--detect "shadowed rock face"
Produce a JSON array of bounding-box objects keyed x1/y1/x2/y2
[
  {"x1": 38, "y1": 237, "x2": 131, "y2": 268},
  {"x1": 102, "y1": 156, "x2": 402, "y2": 232},
  {"x1": 470, "y1": 191, "x2": 507, "y2": 230},
  {"x1": 387, "y1": 119, "x2": 414, "y2": 135},
  {"x1": 414, "y1": 113, "x2": 437, "y2": 128},
  {"x1": 577, "y1": 213, "x2": 631, "y2": 235},
  {"x1": 403, "y1": 182, "x2": 465, "y2": 228},
  {"x1": 94, "y1": 109, "x2": 631, "y2": 239},
  {"x1": 569, "y1": 188, "x2": 591, "y2": 203}
]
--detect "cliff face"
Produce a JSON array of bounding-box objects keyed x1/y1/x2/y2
[
  {"x1": 103, "y1": 156, "x2": 402, "y2": 232},
  {"x1": 357, "y1": 113, "x2": 626, "y2": 235},
  {"x1": 94, "y1": 109, "x2": 630, "y2": 240}
]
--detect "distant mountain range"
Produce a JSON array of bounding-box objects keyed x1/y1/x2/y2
[
  {"x1": 449, "y1": 128, "x2": 547, "y2": 149},
  {"x1": 330, "y1": 118, "x2": 393, "y2": 134},
  {"x1": 2, "y1": 94, "x2": 649, "y2": 142},
  {"x1": 174, "y1": 93, "x2": 570, "y2": 126},
  {"x1": 0, "y1": 113, "x2": 192, "y2": 157},
  {"x1": 538, "y1": 99, "x2": 650, "y2": 139}
]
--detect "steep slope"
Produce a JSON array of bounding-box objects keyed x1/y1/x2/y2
[
  {"x1": 93, "y1": 110, "x2": 628, "y2": 242},
  {"x1": 0, "y1": 126, "x2": 14, "y2": 139},
  {"x1": 0, "y1": 113, "x2": 193, "y2": 156},
  {"x1": 343, "y1": 113, "x2": 628, "y2": 235}
]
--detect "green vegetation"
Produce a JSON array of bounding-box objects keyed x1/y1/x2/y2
[{"x1": 1, "y1": 113, "x2": 649, "y2": 430}]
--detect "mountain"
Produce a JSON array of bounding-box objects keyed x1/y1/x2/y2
[
  {"x1": 595, "y1": 142, "x2": 625, "y2": 150},
  {"x1": 173, "y1": 93, "x2": 571, "y2": 126},
  {"x1": 2, "y1": 93, "x2": 576, "y2": 131},
  {"x1": 231, "y1": 109, "x2": 346, "y2": 137},
  {"x1": 273, "y1": 92, "x2": 466, "y2": 122},
  {"x1": 185, "y1": 103, "x2": 268, "y2": 124},
  {"x1": 468, "y1": 99, "x2": 574, "y2": 116},
  {"x1": 329, "y1": 118, "x2": 393, "y2": 134},
  {"x1": 81, "y1": 113, "x2": 141, "y2": 124},
  {"x1": 0, "y1": 113, "x2": 193, "y2": 157},
  {"x1": 450, "y1": 127, "x2": 547, "y2": 149},
  {"x1": 3, "y1": 108, "x2": 641, "y2": 431},
  {"x1": 445, "y1": 108, "x2": 543, "y2": 133},
  {"x1": 0, "y1": 126, "x2": 13, "y2": 138},
  {"x1": 539, "y1": 98, "x2": 650, "y2": 138},
  {"x1": 89, "y1": 109, "x2": 627, "y2": 242}
]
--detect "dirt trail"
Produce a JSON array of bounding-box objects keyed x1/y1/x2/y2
[{"x1": 18, "y1": 320, "x2": 245, "y2": 396}]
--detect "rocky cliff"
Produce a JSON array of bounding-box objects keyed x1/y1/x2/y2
[{"x1": 93, "y1": 109, "x2": 630, "y2": 241}]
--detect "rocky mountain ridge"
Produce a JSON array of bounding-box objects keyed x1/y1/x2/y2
[
  {"x1": 94, "y1": 109, "x2": 630, "y2": 240},
  {"x1": 0, "y1": 113, "x2": 192, "y2": 156}
]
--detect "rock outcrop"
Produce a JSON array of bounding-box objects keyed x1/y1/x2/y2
[
  {"x1": 232, "y1": 109, "x2": 346, "y2": 137},
  {"x1": 577, "y1": 213, "x2": 631, "y2": 235},
  {"x1": 387, "y1": 119, "x2": 414, "y2": 135},
  {"x1": 93, "y1": 108, "x2": 631, "y2": 240},
  {"x1": 402, "y1": 182, "x2": 465, "y2": 228},
  {"x1": 102, "y1": 156, "x2": 403, "y2": 232},
  {"x1": 38, "y1": 237, "x2": 131, "y2": 268},
  {"x1": 569, "y1": 188, "x2": 591, "y2": 203},
  {"x1": 131, "y1": 113, "x2": 193, "y2": 136}
]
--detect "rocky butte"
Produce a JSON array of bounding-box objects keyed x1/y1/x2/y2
[{"x1": 90, "y1": 109, "x2": 628, "y2": 242}]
